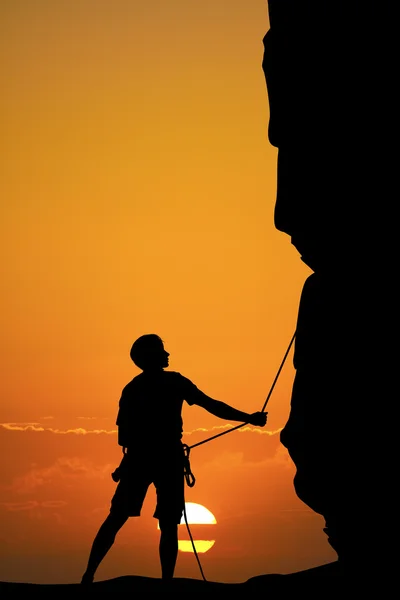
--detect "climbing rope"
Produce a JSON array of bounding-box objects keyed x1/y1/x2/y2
[
  {"x1": 182, "y1": 330, "x2": 296, "y2": 581},
  {"x1": 181, "y1": 444, "x2": 209, "y2": 579},
  {"x1": 189, "y1": 330, "x2": 296, "y2": 451}
]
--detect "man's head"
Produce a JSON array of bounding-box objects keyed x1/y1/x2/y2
[{"x1": 130, "y1": 334, "x2": 169, "y2": 371}]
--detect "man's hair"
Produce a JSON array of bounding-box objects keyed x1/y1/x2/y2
[{"x1": 130, "y1": 334, "x2": 164, "y2": 369}]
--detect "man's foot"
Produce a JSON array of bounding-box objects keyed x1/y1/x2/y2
[{"x1": 80, "y1": 572, "x2": 94, "y2": 585}]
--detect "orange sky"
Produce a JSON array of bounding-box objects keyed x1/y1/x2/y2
[{"x1": 0, "y1": 0, "x2": 334, "y2": 584}]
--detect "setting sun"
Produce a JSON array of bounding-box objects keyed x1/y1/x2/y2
[
  {"x1": 180, "y1": 503, "x2": 217, "y2": 525},
  {"x1": 178, "y1": 541, "x2": 215, "y2": 554},
  {"x1": 179, "y1": 503, "x2": 217, "y2": 553},
  {"x1": 157, "y1": 502, "x2": 217, "y2": 553}
]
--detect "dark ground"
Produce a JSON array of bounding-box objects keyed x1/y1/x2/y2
[{"x1": 0, "y1": 561, "x2": 379, "y2": 598}]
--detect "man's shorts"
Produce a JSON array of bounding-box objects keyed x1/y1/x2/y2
[{"x1": 110, "y1": 443, "x2": 185, "y2": 524}]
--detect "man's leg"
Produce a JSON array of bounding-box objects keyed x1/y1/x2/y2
[
  {"x1": 81, "y1": 511, "x2": 129, "y2": 583},
  {"x1": 158, "y1": 519, "x2": 178, "y2": 580}
]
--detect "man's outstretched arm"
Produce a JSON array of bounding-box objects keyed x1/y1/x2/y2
[{"x1": 191, "y1": 392, "x2": 267, "y2": 427}]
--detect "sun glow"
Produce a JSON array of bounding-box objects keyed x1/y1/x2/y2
[
  {"x1": 157, "y1": 502, "x2": 217, "y2": 553},
  {"x1": 179, "y1": 502, "x2": 216, "y2": 553},
  {"x1": 180, "y1": 502, "x2": 217, "y2": 525},
  {"x1": 178, "y1": 540, "x2": 215, "y2": 553}
]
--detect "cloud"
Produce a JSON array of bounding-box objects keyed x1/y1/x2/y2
[
  {"x1": 41, "y1": 500, "x2": 68, "y2": 508},
  {"x1": 6, "y1": 457, "x2": 113, "y2": 495},
  {"x1": 184, "y1": 423, "x2": 281, "y2": 438},
  {"x1": 0, "y1": 423, "x2": 116, "y2": 435},
  {"x1": 1, "y1": 500, "x2": 39, "y2": 512},
  {"x1": 0, "y1": 422, "x2": 278, "y2": 439},
  {"x1": 1, "y1": 500, "x2": 68, "y2": 512},
  {"x1": 0, "y1": 419, "x2": 282, "y2": 493},
  {"x1": 182, "y1": 424, "x2": 282, "y2": 466},
  {"x1": 1, "y1": 423, "x2": 45, "y2": 432}
]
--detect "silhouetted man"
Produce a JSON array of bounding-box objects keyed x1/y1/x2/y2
[{"x1": 81, "y1": 334, "x2": 267, "y2": 583}]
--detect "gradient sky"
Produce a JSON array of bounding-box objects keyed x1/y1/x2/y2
[{"x1": 0, "y1": 0, "x2": 334, "y2": 584}]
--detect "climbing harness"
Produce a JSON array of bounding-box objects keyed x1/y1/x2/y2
[
  {"x1": 182, "y1": 444, "x2": 195, "y2": 488},
  {"x1": 181, "y1": 330, "x2": 296, "y2": 582}
]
